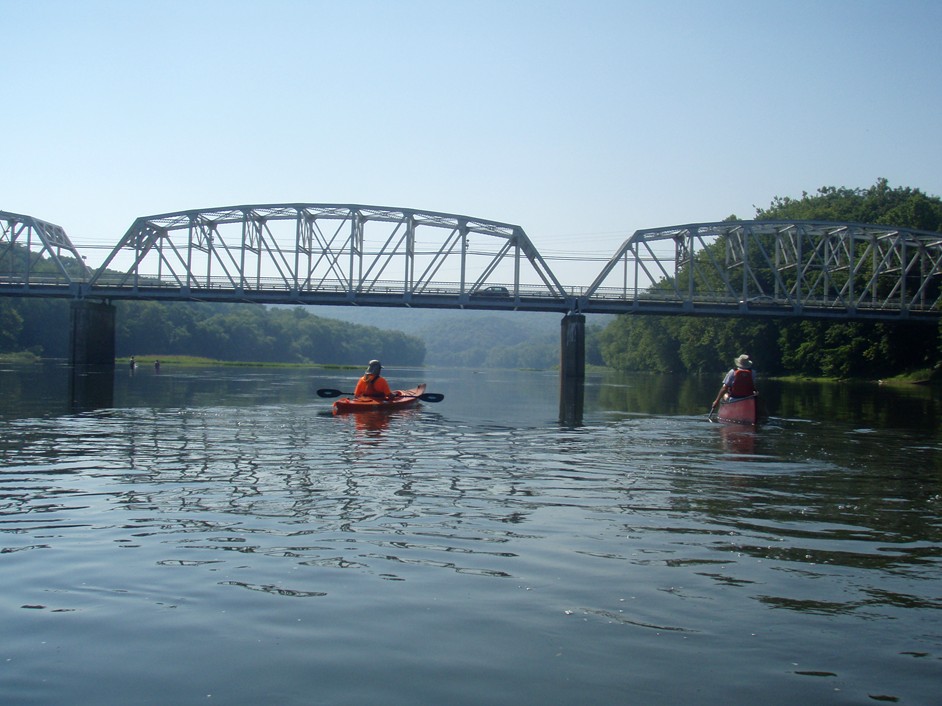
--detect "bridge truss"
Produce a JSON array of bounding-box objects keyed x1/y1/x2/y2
[
  {"x1": 0, "y1": 210, "x2": 89, "y2": 292},
  {"x1": 87, "y1": 204, "x2": 569, "y2": 309},
  {"x1": 585, "y1": 220, "x2": 942, "y2": 321},
  {"x1": 2, "y1": 207, "x2": 942, "y2": 323}
]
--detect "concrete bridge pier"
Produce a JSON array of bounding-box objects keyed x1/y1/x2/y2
[
  {"x1": 559, "y1": 313, "x2": 585, "y2": 426},
  {"x1": 70, "y1": 300, "x2": 116, "y2": 366}
]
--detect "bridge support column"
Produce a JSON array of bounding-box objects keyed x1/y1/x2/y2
[
  {"x1": 70, "y1": 300, "x2": 116, "y2": 366},
  {"x1": 559, "y1": 313, "x2": 585, "y2": 426}
]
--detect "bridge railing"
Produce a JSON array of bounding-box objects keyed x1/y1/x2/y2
[
  {"x1": 581, "y1": 286, "x2": 935, "y2": 320},
  {"x1": 85, "y1": 272, "x2": 582, "y2": 296},
  {"x1": 77, "y1": 271, "x2": 938, "y2": 318}
]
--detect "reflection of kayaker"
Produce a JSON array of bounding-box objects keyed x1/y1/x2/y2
[
  {"x1": 354, "y1": 360, "x2": 394, "y2": 400},
  {"x1": 720, "y1": 423, "x2": 757, "y2": 454},
  {"x1": 716, "y1": 394, "x2": 759, "y2": 425},
  {"x1": 354, "y1": 410, "x2": 393, "y2": 433}
]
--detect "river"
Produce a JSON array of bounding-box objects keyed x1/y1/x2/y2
[{"x1": 1, "y1": 362, "x2": 940, "y2": 705}]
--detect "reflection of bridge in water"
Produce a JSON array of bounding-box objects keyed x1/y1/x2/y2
[{"x1": 3, "y1": 203, "x2": 942, "y2": 396}]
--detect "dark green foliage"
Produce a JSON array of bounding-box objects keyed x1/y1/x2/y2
[
  {"x1": 0, "y1": 297, "x2": 425, "y2": 365},
  {"x1": 599, "y1": 315, "x2": 683, "y2": 372},
  {"x1": 756, "y1": 179, "x2": 942, "y2": 231},
  {"x1": 600, "y1": 179, "x2": 942, "y2": 377},
  {"x1": 0, "y1": 300, "x2": 24, "y2": 352},
  {"x1": 585, "y1": 323, "x2": 606, "y2": 367},
  {"x1": 114, "y1": 302, "x2": 426, "y2": 365},
  {"x1": 0, "y1": 298, "x2": 71, "y2": 357}
]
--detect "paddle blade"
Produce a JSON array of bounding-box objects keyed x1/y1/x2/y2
[
  {"x1": 419, "y1": 393, "x2": 445, "y2": 403},
  {"x1": 316, "y1": 388, "x2": 345, "y2": 398}
]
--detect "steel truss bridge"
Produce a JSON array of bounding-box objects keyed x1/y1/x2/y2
[{"x1": 3, "y1": 205, "x2": 942, "y2": 323}]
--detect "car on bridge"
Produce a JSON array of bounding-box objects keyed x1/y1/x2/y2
[{"x1": 470, "y1": 285, "x2": 511, "y2": 298}]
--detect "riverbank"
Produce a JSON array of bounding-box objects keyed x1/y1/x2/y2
[
  {"x1": 879, "y1": 367, "x2": 941, "y2": 385},
  {"x1": 765, "y1": 367, "x2": 939, "y2": 386},
  {"x1": 4, "y1": 351, "x2": 939, "y2": 386},
  {"x1": 0, "y1": 351, "x2": 41, "y2": 364},
  {"x1": 120, "y1": 355, "x2": 360, "y2": 369}
]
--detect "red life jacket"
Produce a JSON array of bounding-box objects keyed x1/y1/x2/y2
[{"x1": 729, "y1": 368, "x2": 754, "y2": 397}]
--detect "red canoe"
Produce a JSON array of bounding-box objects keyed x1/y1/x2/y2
[
  {"x1": 717, "y1": 395, "x2": 759, "y2": 425},
  {"x1": 332, "y1": 384, "x2": 427, "y2": 415}
]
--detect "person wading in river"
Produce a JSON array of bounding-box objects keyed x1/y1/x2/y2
[
  {"x1": 712, "y1": 353, "x2": 757, "y2": 409},
  {"x1": 354, "y1": 360, "x2": 397, "y2": 400}
]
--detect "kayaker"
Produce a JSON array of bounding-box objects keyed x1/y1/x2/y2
[
  {"x1": 354, "y1": 359, "x2": 396, "y2": 400},
  {"x1": 712, "y1": 353, "x2": 757, "y2": 407}
]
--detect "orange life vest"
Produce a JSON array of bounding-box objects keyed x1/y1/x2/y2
[{"x1": 355, "y1": 374, "x2": 392, "y2": 398}]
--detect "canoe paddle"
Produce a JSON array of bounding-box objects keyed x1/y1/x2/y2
[
  {"x1": 707, "y1": 401, "x2": 718, "y2": 421},
  {"x1": 316, "y1": 388, "x2": 445, "y2": 403}
]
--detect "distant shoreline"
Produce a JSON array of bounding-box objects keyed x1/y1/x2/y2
[
  {"x1": 120, "y1": 356, "x2": 360, "y2": 369},
  {"x1": 2, "y1": 353, "x2": 937, "y2": 385}
]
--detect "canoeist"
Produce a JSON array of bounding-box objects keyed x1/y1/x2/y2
[
  {"x1": 354, "y1": 360, "x2": 397, "y2": 400},
  {"x1": 712, "y1": 353, "x2": 757, "y2": 408}
]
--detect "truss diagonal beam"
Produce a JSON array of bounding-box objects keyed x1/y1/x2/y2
[
  {"x1": 0, "y1": 210, "x2": 89, "y2": 287},
  {"x1": 88, "y1": 204, "x2": 570, "y2": 305},
  {"x1": 583, "y1": 220, "x2": 942, "y2": 319}
]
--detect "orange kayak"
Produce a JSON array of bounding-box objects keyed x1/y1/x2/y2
[{"x1": 332, "y1": 384, "x2": 427, "y2": 415}]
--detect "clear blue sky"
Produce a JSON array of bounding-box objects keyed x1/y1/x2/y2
[{"x1": 3, "y1": 0, "x2": 941, "y2": 283}]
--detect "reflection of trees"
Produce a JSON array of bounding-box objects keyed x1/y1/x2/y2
[
  {"x1": 590, "y1": 371, "x2": 942, "y2": 616},
  {"x1": 596, "y1": 372, "x2": 720, "y2": 415},
  {"x1": 665, "y1": 428, "x2": 942, "y2": 615},
  {"x1": 771, "y1": 380, "x2": 942, "y2": 432},
  {"x1": 0, "y1": 362, "x2": 74, "y2": 419},
  {"x1": 6, "y1": 365, "x2": 942, "y2": 619}
]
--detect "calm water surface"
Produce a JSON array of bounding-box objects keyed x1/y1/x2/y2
[{"x1": 1, "y1": 363, "x2": 941, "y2": 705}]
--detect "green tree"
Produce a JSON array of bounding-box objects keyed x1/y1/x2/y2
[
  {"x1": 0, "y1": 301, "x2": 24, "y2": 352},
  {"x1": 599, "y1": 179, "x2": 942, "y2": 377},
  {"x1": 756, "y1": 179, "x2": 942, "y2": 377}
]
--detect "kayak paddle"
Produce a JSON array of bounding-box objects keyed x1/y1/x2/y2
[{"x1": 316, "y1": 388, "x2": 444, "y2": 403}]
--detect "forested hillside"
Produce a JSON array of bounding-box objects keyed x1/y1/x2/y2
[
  {"x1": 117, "y1": 302, "x2": 426, "y2": 364},
  {"x1": 307, "y1": 306, "x2": 609, "y2": 369},
  {"x1": 599, "y1": 179, "x2": 942, "y2": 378},
  {"x1": 0, "y1": 297, "x2": 426, "y2": 365}
]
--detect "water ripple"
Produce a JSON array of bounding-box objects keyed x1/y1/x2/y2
[{"x1": 2, "y1": 370, "x2": 941, "y2": 706}]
